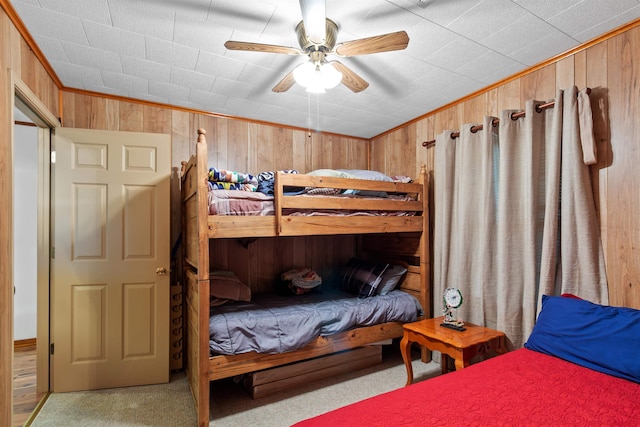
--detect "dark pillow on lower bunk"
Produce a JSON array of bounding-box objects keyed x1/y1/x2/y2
[
  {"x1": 341, "y1": 259, "x2": 389, "y2": 298},
  {"x1": 525, "y1": 295, "x2": 640, "y2": 383}
]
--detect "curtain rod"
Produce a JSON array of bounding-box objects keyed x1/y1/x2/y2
[{"x1": 421, "y1": 88, "x2": 591, "y2": 148}]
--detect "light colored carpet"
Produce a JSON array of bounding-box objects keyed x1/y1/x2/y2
[
  {"x1": 30, "y1": 346, "x2": 440, "y2": 427},
  {"x1": 30, "y1": 372, "x2": 196, "y2": 427},
  {"x1": 210, "y1": 346, "x2": 440, "y2": 426}
]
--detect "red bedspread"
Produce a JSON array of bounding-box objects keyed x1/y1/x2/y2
[{"x1": 294, "y1": 348, "x2": 640, "y2": 426}]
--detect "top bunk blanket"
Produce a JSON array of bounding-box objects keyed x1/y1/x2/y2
[
  {"x1": 208, "y1": 190, "x2": 416, "y2": 216},
  {"x1": 209, "y1": 289, "x2": 422, "y2": 355}
]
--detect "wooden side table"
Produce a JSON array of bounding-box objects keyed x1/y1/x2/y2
[{"x1": 400, "y1": 316, "x2": 507, "y2": 385}]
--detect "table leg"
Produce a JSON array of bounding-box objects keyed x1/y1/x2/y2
[
  {"x1": 440, "y1": 354, "x2": 449, "y2": 374},
  {"x1": 454, "y1": 358, "x2": 468, "y2": 371},
  {"x1": 400, "y1": 333, "x2": 413, "y2": 386}
]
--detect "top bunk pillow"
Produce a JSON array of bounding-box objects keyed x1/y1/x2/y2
[
  {"x1": 305, "y1": 169, "x2": 357, "y2": 195},
  {"x1": 524, "y1": 295, "x2": 640, "y2": 383},
  {"x1": 338, "y1": 169, "x2": 393, "y2": 182},
  {"x1": 307, "y1": 169, "x2": 357, "y2": 179},
  {"x1": 338, "y1": 169, "x2": 393, "y2": 197}
]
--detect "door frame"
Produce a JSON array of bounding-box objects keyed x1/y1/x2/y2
[{"x1": 10, "y1": 71, "x2": 60, "y2": 413}]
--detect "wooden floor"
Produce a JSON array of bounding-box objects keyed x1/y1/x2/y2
[{"x1": 13, "y1": 345, "x2": 46, "y2": 427}]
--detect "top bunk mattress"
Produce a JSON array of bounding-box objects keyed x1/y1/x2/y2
[
  {"x1": 207, "y1": 190, "x2": 417, "y2": 217},
  {"x1": 209, "y1": 289, "x2": 422, "y2": 356}
]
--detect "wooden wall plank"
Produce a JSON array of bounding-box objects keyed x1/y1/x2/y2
[
  {"x1": 199, "y1": 115, "x2": 218, "y2": 166},
  {"x1": 605, "y1": 27, "x2": 640, "y2": 308},
  {"x1": 119, "y1": 102, "x2": 143, "y2": 132},
  {"x1": 388, "y1": 127, "x2": 414, "y2": 177},
  {"x1": 61, "y1": 92, "x2": 76, "y2": 128},
  {"x1": 143, "y1": 104, "x2": 171, "y2": 134},
  {"x1": 292, "y1": 130, "x2": 308, "y2": 172},
  {"x1": 307, "y1": 132, "x2": 323, "y2": 171},
  {"x1": 461, "y1": 92, "x2": 489, "y2": 124},
  {"x1": 556, "y1": 56, "x2": 575, "y2": 90},
  {"x1": 274, "y1": 127, "x2": 294, "y2": 171},
  {"x1": 253, "y1": 122, "x2": 273, "y2": 172},
  {"x1": 520, "y1": 64, "x2": 557, "y2": 102},
  {"x1": 574, "y1": 50, "x2": 587, "y2": 89},
  {"x1": 485, "y1": 88, "x2": 499, "y2": 118},
  {"x1": 497, "y1": 79, "x2": 521, "y2": 112},
  {"x1": 227, "y1": 119, "x2": 249, "y2": 172}
]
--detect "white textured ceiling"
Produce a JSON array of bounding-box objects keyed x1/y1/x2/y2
[{"x1": 9, "y1": 0, "x2": 640, "y2": 138}]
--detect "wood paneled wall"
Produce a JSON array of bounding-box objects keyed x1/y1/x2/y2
[{"x1": 371, "y1": 23, "x2": 640, "y2": 310}]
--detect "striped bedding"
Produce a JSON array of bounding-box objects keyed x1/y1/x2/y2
[{"x1": 208, "y1": 190, "x2": 416, "y2": 217}]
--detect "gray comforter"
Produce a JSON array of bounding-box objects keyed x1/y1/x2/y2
[{"x1": 209, "y1": 289, "x2": 422, "y2": 355}]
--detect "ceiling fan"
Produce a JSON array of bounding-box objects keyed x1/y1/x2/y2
[{"x1": 223, "y1": 0, "x2": 409, "y2": 93}]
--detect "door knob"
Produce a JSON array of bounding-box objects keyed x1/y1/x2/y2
[{"x1": 156, "y1": 267, "x2": 167, "y2": 276}]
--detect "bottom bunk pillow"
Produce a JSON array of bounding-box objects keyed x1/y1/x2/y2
[
  {"x1": 376, "y1": 264, "x2": 408, "y2": 295},
  {"x1": 209, "y1": 271, "x2": 251, "y2": 304},
  {"x1": 293, "y1": 348, "x2": 640, "y2": 426},
  {"x1": 525, "y1": 294, "x2": 640, "y2": 383},
  {"x1": 341, "y1": 258, "x2": 389, "y2": 298}
]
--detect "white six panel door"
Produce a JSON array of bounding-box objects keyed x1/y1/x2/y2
[{"x1": 52, "y1": 128, "x2": 170, "y2": 391}]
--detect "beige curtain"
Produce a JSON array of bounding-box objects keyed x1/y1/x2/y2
[{"x1": 434, "y1": 87, "x2": 608, "y2": 349}]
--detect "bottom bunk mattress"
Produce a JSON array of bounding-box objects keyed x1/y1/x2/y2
[
  {"x1": 209, "y1": 289, "x2": 422, "y2": 356},
  {"x1": 293, "y1": 347, "x2": 640, "y2": 426}
]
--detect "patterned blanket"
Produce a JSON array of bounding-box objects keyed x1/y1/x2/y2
[{"x1": 208, "y1": 167, "x2": 258, "y2": 191}]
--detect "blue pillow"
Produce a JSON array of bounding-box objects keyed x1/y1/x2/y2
[{"x1": 525, "y1": 295, "x2": 640, "y2": 383}]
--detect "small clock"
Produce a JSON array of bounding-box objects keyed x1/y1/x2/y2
[
  {"x1": 442, "y1": 287, "x2": 465, "y2": 331},
  {"x1": 443, "y1": 287, "x2": 463, "y2": 308}
]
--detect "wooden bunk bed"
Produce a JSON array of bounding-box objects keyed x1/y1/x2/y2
[{"x1": 181, "y1": 128, "x2": 430, "y2": 426}]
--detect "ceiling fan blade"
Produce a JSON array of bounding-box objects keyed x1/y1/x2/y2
[
  {"x1": 272, "y1": 70, "x2": 296, "y2": 93},
  {"x1": 335, "y1": 31, "x2": 409, "y2": 57},
  {"x1": 224, "y1": 41, "x2": 302, "y2": 55},
  {"x1": 331, "y1": 61, "x2": 369, "y2": 93},
  {"x1": 299, "y1": 0, "x2": 326, "y2": 44}
]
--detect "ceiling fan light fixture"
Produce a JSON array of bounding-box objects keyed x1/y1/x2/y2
[
  {"x1": 305, "y1": 81, "x2": 326, "y2": 94},
  {"x1": 319, "y1": 62, "x2": 342, "y2": 89},
  {"x1": 293, "y1": 61, "x2": 316, "y2": 88},
  {"x1": 293, "y1": 61, "x2": 342, "y2": 92}
]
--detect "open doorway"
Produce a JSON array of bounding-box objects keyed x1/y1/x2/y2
[
  {"x1": 11, "y1": 75, "x2": 59, "y2": 426},
  {"x1": 12, "y1": 114, "x2": 43, "y2": 427}
]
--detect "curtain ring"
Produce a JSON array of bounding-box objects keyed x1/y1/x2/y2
[
  {"x1": 535, "y1": 104, "x2": 543, "y2": 113},
  {"x1": 510, "y1": 112, "x2": 519, "y2": 121}
]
